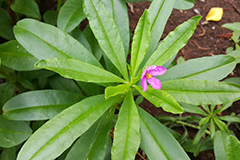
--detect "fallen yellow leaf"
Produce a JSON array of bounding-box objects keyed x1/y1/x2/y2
[{"x1": 206, "y1": 7, "x2": 223, "y2": 21}]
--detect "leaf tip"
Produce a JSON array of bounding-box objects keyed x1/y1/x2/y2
[{"x1": 34, "y1": 60, "x2": 44, "y2": 68}]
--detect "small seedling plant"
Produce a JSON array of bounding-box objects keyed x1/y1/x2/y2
[
  {"x1": 222, "y1": 22, "x2": 240, "y2": 87},
  {"x1": 223, "y1": 22, "x2": 240, "y2": 68},
  {"x1": 0, "y1": 0, "x2": 240, "y2": 159}
]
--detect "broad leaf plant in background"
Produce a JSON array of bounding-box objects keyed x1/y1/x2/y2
[{"x1": 0, "y1": 0, "x2": 240, "y2": 159}]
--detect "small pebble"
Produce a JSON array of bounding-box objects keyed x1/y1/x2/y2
[
  {"x1": 201, "y1": 21, "x2": 209, "y2": 25},
  {"x1": 193, "y1": 8, "x2": 200, "y2": 15}
]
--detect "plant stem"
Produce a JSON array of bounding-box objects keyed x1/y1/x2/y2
[
  {"x1": 0, "y1": 66, "x2": 26, "y2": 93},
  {"x1": 0, "y1": 66, "x2": 14, "y2": 81},
  {"x1": 57, "y1": 0, "x2": 62, "y2": 12},
  {"x1": 176, "y1": 120, "x2": 211, "y2": 135}
]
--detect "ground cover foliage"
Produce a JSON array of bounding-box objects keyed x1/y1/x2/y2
[{"x1": 0, "y1": 0, "x2": 240, "y2": 159}]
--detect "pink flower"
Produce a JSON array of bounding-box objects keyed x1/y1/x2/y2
[{"x1": 141, "y1": 65, "x2": 167, "y2": 92}]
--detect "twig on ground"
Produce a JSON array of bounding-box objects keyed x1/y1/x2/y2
[
  {"x1": 223, "y1": 8, "x2": 234, "y2": 11},
  {"x1": 183, "y1": 49, "x2": 194, "y2": 60},
  {"x1": 137, "y1": 152, "x2": 146, "y2": 160},
  {"x1": 229, "y1": 0, "x2": 240, "y2": 15},
  {"x1": 192, "y1": 40, "x2": 210, "y2": 50},
  {"x1": 208, "y1": 52, "x2": 215, "y2": 56},
  {"x1": 127, "y1": 3, "x2": 134, "y2": 14},
  {"x1": 196, "y1": 24, "x2": 206, "y2": 37},
  {"x1": 217, "y1": 33, "x2": 232, "y2": 39}
]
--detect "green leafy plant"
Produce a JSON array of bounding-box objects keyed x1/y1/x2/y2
[
  {"x1": 156, "y1": 102, "x2": 240, "y2": 158},
  {"x1": 222, "y1": 22, "x2": 240, "y2": 86},
  {"x1": 0, "y1": 0, "x2": 240, "y2": 159},
  {"x1": 222, "y1": 22, "x2": 240, "y2": 64}
]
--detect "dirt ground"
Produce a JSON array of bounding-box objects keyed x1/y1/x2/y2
[{"x1": 129, "y1": 0, "x2": 240, "y2": 159}]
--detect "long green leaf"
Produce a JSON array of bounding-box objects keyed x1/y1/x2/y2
[
  {"x1": 35, "y1": 58, "x2": 126, "y2": 83},
  {"x1": 182, "y1": 138, "x2": 213, "y2": 155},
  {"x1": 213, "y1": 130, "x2": 229, "y2": 160},
  {"x1": 3, "y1": 90, "x2": 83, "y2": 121},
  {"x1": 140, "y1": 0, "x2": 175, "y2": 67},
  {"x1": 83, "y1": 25, "x2": 119, "y2": 76},
  {"x1": 224, "y1": 77, "x2": 240, "y2": 86},
  {"x1": 210, "y1": 118, "x2": 216, "y2": 139},
  {"x1": 19, "y1": 69, "x2": 55, "y2": 80},
  {"x1": 43, "y1": 10, "x2": 58, "y2": 26},
  {"x1": 65, "y1": 107, "x2": 115, "y2": 160},
  {"x1": 131, "y1": 9, "x2": 151, "y2": 76},
  {"x1": 103, "y1": 0, "x2": 130, "y2": 56},
  {"x1": 103, "y1": 54, "x2": 121, "y2": 78},
  {"x1": 17, "y1": 95, "x2": 120, "y2": 160},
  {"x1": 0, "y1": 40, "x2": 38, "y2": 71},
  {"x1": 57, "y1": 0, "x2": 86, "y2": 33},
  {"x1": 83, "y1": 0, "x2": 128, "y2": 80},
  {"x1": 160, "y1": 55, "x2": 236, "y2": 82},
  {"x1": 213, "y1": 117, "x2": 230, "y2": 133},
  {"x1": 135, "y1": 86, "x2": 183, "y2": 114},
  {"x1": 105, "y1": 84, "x2": 130, "y2": 99},
  {"x1": 0, "y1": 82, "x2": 16, "y2": 109},
  {"x1": 0, "y1": 116, "x2": 32, "y2": 148},
  {"x1": 222, "y1": 22, "x2": 240, "y2": 32},
  {"x1": 13, "y1": 19, "x2": 101, "y2": 67},
  {"x1": 199, "y1": 116, "x2": 210, "y2": 127},
  {"x1": 145, "y1": 15, "x2": 201, "y2": 68},
  {"x1": 192, "y1": 123, "x2": 209, "y2": 144},
  {"x1": 179, "y1": 103, "x2": 208, "y2": 116},
  {"x1": 77, "y1": 81, "x2": 99, "y2": 96},
  {"x1": 0, "y1": 8, "x2": 14, "y2": 40},
  {"x1": 111, "y1": 91, "x2": 140, "y2": 160},
  {"x1": 226, "y1": 135, "x2": 240, "y2": 160},
  {"x1": 227, "y1": 49, "x2": 240, "y2": 64},
  {"x1": 1, "y1": 147, "x2": 16, "y2": 160},
  {"x1": 138, "y1": 107, "x2": 190, "y2": 160},
  {"x1": 82, "y1": 25, "x2": 104, "y2": 61},
  {"x1": 10, "y1": 0, "x2": 41, "y2": 20},
  {"x1": 69, "y1": 27, "x2": 92, "y2": 53},
  {"x1": 48, "y1": 75, "x2": 82, "y2": 94},
  {"x1": 83, "y1": 24, "x2": 118, "y2": 76},
  {"x1": 174, "y1": 0, "x2": 194, "y2": 10},
  {"x1": 162, "y1": 79, "x2": 240, "y2": 105},
  {"x1": 218, "y1": 116, "x2": 240, "y2": 123}
]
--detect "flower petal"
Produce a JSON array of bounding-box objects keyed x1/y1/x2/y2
[
  {"x1": 141, "y1": 69, "x2": 148, "y2": 80},
  {"x1": 147, "y1": 76, "x2": 162, "y2": 90},
  {"x1": 148, "y1": 66, "x2": 166, "y2": 76},
  {"x1": 146, "y1": 65, "x2": 156, "y2": 71},
  {"x1": 206, "y1": 7, "x2": 223, "y2": 22},
  {"x1": 141, "y1": 77, "x2": 148, "y2": 92}
]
